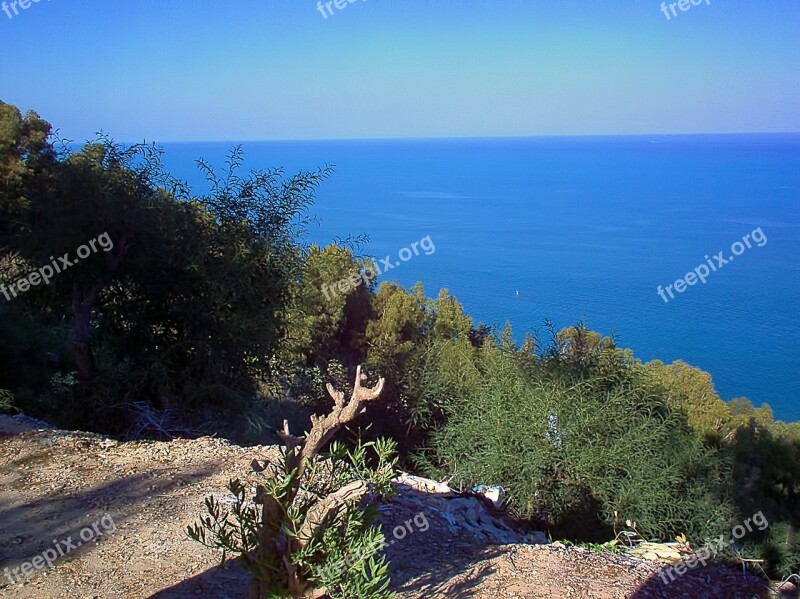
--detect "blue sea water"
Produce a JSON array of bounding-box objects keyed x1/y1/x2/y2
[{"x1": 159, "y1": 135, "x2": 800, "y2": 422}]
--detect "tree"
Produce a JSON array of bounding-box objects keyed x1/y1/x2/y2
[
  {"x1": 0, "y1": 102, "x2": 57, "y2": 252},
  {"x1": 423, "y1": 345, "x2": 734, "y2": 542},
  {"x1": 363, "y1": 283, "x2": 476, "y2": 453},
  {"x1": 646, "y1": 359, "x2": 731, "y2": 442},
  {"x1": 0, "y1": 102, "x2": 334, "y2": 435},
  {"x1": 280, "y1": 243, "x2": 374, "y2": 368}
]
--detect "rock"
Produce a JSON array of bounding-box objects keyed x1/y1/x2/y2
[
  {"x1": 473, "y1": 484, "x2": 505, "y2": 509},
  {"x1": 624, "y1": 542, "x2": 686, "y2": 564},
  {"x1": 393, "y1": 472, "x2": 454, "y2": 495},
  {"x1": 390, "y1": 472, "x2": 546, "y2": 546}
]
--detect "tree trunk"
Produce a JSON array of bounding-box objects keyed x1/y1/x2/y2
[
  {"x1": 72, "y1": 291, "x2": 95, "y2": 382},
  {"x1": 247, "y1": 366, "x2": 385, "y2": 598},
  {"x1": 69, "y1": 234, "x2": 128, "y2": 384}
]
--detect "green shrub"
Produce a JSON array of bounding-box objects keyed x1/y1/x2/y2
[
  {"x1": 188, "y1": 366, "x2": 397, "y2": 599},
  {"x1": 0, "y1": 389, "x2": 15, "y2": 413},
  {"x1": 0, "y1": 299, "x2": 71, "y2": 417},
  {"x1": 757, "y1": 521, "x2": 800, "y2": 579},
  {"x1": 421, "y1": 347, "x2": 734, "y2": 542}
]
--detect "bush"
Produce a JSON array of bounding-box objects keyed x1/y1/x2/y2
[
  {"x1": 0, "y1": 389, "x2": 15, "y2": 413},
  {"x1": 758, "y1": 521, "x2": 800, "y2": 579},
  {"x1": 421, "y1": 346, "x2": 735, "y2": 542},
  {"x1": 189, "y1": 366, "x2": 397, "y2": 599}
]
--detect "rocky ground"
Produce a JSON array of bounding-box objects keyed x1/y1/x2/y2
[{"x1": 0, "y1": 414, "x2": 793, "y2": 598}]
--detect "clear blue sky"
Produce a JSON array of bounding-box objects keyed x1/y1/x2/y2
[{"x1": 0, "y1": 0, "x2": 798, "y2": 141}]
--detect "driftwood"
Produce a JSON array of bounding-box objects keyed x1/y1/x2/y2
[{"x1": 249, "y1": 365, "x2": 385, "y2": 599}]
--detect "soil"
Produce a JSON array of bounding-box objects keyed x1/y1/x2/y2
[{"x1": 0, "y1": 415, "x2": 795, "y2": 599}]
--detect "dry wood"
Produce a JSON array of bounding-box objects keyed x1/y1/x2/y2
[{"x1": 248, "y1": 365, "x2": 385, "y2": 599}]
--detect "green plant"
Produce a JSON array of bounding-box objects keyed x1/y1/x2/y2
[
  {"x1": 188, "y1": 366, "x2": 397, "y2": 599},
  {"x1": 576, "y1": 540, "x2": 623, "y2": 554},
  {"x1": 421, "y1": 345, "x2": 734, "y2": 543},
  {"x1": 0, "y1": 389, "x2": 15, "y2": 413}
]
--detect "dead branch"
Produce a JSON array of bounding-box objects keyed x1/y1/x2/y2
[
  {"x1": 248, "y1": 365, "x2": 386, "y2": 599},
  {"x1": 296, "y1": 480, "x2": 369, "y2": 549},
  {"x1": 286, "y1": 365, "x2": 384, "y2": 484}
]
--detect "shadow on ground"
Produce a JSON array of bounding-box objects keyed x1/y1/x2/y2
[
  {"x1": 152, "y1": 550, "x2": 793, "y2": 599},
  {"x1": 149, "y1": 559, "x2": 249, "y2": 598},
  {"x1": 0, "y1": 457, "x2": 217, "y2": 581},
  {"x1": 385, "y1": 543, "x2": 503, "y2": 598},
  {"x1": 148, "y1": 530, "x2": 502, "y2": 598},
  {"x1": 629, "y1": 562, "x2": 798, "y2": 599}
]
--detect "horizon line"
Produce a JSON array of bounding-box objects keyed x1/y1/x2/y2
[{"x1": 108, "y1": 130, "x2": 800, "y2": 146}]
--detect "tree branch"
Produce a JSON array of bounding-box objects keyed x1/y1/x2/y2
[
  {"x1": 288, "y1": 365, "x2": 384, "y2": 483},
  {"x1": 296, "y1": 480, "x2": 369, "y2": 549}
]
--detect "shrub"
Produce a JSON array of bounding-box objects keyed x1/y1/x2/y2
[
  {"x1": 188, "y1": 366, "x2": 397, "y2": 599},
  {"x1": 421, "y1": 347, "x2": 734, "y2": 542},
  {"x1": 0, "y1": 389, "x2": 15, "y2": 413}
]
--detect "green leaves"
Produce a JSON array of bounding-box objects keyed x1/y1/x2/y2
[
  {"x1": 0, "y1": 389, "x2": 15, "y2": 413},
  {"x1": 186, "y1": 479, "x2": 261, "y2": 559},
  {"x1": 0, "y1": 102, "x2": 333, "y2": 435},
  {"x1": 423, "y1": 339, "x2": 736, "y2": 543},
  {"x1": 189, "y1": 436, "x2": 398, "y2": 598}
]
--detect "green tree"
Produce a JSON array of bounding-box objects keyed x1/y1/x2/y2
[
  {"x1": 281, "y1": 243, "x2": 374, "y2": 367},
  {"x1": 189, "y1": 367, "x2": 396, "y2": 599},
  {"x1": 646, "y1": 359, "x2": 732, "y2": 442},
  {"x1": 0, "y1": 102, "x2": 57, "y2": 252},
  {"x1": 0, "y1": 103, "x2": 332, "y2": 436},
  {"x1": 363, "y1": 283, "x2": 477, "y2": 453}
]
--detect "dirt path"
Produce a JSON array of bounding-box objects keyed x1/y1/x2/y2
[{"x1": 0, "y1": 415, "x2": 782, "y2": 598}]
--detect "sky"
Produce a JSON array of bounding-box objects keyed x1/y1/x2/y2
[{"x1": 0, "y1": 0, "x2": 798, "y2": 142}]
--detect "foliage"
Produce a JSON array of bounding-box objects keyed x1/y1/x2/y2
[
  {"x1": 189, "y1": 442, "x2": 395, "y2": 599},
  {"x1": 276, "y1": 243, "x2": 374, "y2": 393},
  {"x1": 646, "y1": 359, "x2": 732, "y2": 442},
  {"x1": 757, "y1": 521, "x2": 800, "y2": 579},
  {"x1": 363, "y1": 283, "x2": 473, "y2": 452},
  {"x1": 188, "y1": 367, "x2": 397, "y2": 599},
  {"x1": 0, "y1": 103, "x2": 57, "y2": 252},
  {"x1": 420, "y1": 331, "x2": 735, "y2": 542},
  {"x1": 0, "y1": 102, "x2": 331, "y2": 437},
  {"x1": 0, "y1": 299, "x2": 70, "y2": 417},
  {"x1": 2, "y1": 101, "x2": 798, "y2": 581},
  {"x1": 0, "y1": 388, "x2": 15, "y2": 413}
]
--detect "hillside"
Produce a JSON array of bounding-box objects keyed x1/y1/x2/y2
[{"x1": 0, "y1": 415, "x2": 781, "y2": 598}]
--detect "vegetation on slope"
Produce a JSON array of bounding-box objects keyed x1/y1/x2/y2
[{"x1": 1, "y1": 101, "x2": 798, "y2": 581}]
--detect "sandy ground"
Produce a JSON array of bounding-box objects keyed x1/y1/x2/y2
[{"x1": 0, "y1": 415, "x2": 788, "y2": 598}]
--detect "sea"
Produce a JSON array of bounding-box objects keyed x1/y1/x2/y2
[{"x1": 158, "y1": 134, "x2": 800, "y2": 422}]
